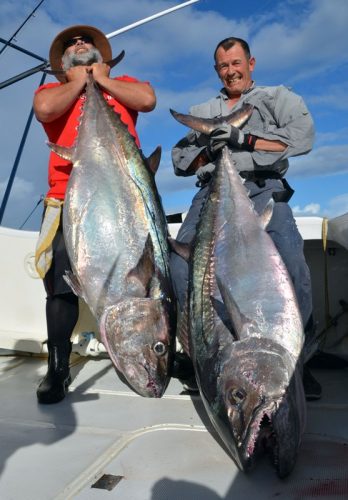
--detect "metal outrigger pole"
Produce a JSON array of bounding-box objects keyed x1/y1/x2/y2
[{"x1": 106, "y1": 0, "x2": 200, "y2": 39}]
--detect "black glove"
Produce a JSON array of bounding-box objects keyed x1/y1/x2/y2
[{"x1": 209, "y1": 124, "x2": 257, "y2": 155}]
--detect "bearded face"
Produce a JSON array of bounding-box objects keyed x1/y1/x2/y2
[{"x1": 61, "y1": 46, "x2": 103, "y2": 71}]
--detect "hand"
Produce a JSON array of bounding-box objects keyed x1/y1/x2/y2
[
  {"x1": 210, "y1": 123, "x2": 244, "y2": 148},
  {"x1": 209, "y1": 124, "x2": 257, "y2": 154}
]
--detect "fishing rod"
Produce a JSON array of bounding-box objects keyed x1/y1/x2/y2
[
  {"x1": 0, "y1": 71, "x2": 47, "y2": 225},
  {"x1": 0, "y1": 0, "x2": 46, "y2": 57}
]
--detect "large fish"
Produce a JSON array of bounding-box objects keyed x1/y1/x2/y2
[
  {"x1": 49, "y1": 70, "x2": 176, "y2": 398},
  {"x1": 170, "y1": 106, "x2": 306, "y2": 477}
]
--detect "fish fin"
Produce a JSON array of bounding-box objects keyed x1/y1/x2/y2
[
  {"x1": 47, "y1": 141, "x2": 74, "y2": 162},
  {"x1": 168, "y1": 237, "x2": 191, "y2": 262},
  {"x1": 170, "y1": 104, "x2": 253, "y2": 135},
  {"x1": 210, "y1": 296, "x2": 238, "y2": 341},
  {"x1": 146, "y1": 146, "x2": 162, "y2": 174},
  {"x1": 259, "y1": 199, "x2": 274, "y2": 229},
  {"x1": 63, "y1": 271, "x2": 83, "y2": 297},
  {"x1": 216, "y1": 276, "x2": 256, "y2": 340},
  {"x1": 106, "y1": 50, "x2": 125, "y2": 69},
  {"x1": 177, "y1": 297, "x2": 191, "y2": 356},
  {"x1": 126, "y1": 234, "x2": 155, "y2": 295}
]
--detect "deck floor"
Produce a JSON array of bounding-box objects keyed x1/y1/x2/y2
[{"x1": 0, "y1": 352, "x2": 347, "y2": 500}]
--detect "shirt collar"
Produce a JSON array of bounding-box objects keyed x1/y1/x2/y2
[{"x1": 219, "y1": 81, "x2": 255, "y2": 100}]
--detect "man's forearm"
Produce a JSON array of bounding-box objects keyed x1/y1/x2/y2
[
  {"x1": 97, "y1": 77, "x2": 156, "y2": 112},
  {"x1": 33, "y1": 81, "x2": 85, "y2": 123}
]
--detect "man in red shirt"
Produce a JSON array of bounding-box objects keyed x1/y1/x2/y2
[{"x1": 34, "y1": 25, "x2": 156, "y2": 404}]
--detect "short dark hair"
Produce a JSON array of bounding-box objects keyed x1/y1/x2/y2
[{"x1": 214, "y1": 37, "x2": 251, "y2": 62}]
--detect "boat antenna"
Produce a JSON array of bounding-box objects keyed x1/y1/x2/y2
[{"x1": 0, "y1": 0, "x2": 46, "y2": 57}]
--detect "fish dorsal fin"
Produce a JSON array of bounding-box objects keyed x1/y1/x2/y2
[
  {"x1": 259, "y1": 199, "x2": 274, "y2": 229},
  {"x1": 126, "y1": 233, "x2": 155, "y2": 296},
  {"x1": 47, "y1": 141, "x2": 74, "y2": 162},
  {"x1": 146, "y1": 146, "x2": 162, "y2": 174},
  {"x1": 168, "y1": 237, "x2": 191, "y2": 262}
]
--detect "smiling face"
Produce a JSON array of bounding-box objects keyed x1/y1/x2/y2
[{"x1": 214, "y1": 42, "x2": 255, "y2": 98}]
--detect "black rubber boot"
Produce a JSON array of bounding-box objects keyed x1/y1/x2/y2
[
  {"x1": 37, "y1": 342, "x2": 72, "y2": 404},
  {"x1": 172, "y1": 352, "x2": 199, "y2": 393}
]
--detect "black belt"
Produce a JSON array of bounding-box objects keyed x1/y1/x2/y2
[{"x1": 239, "y1": 170, "x2": 282, "y2": 181}]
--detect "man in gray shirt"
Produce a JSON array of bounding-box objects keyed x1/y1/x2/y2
[{"x1": 170, "y1": 36, "x2": 321, "y2": 400}]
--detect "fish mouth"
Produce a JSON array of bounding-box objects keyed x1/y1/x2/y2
[
  {"x1": 240, "y1": 396, "x2": 299, "y2": 477},
  {"x1": 242, "y1": 400, "x2": 279, "y2": 467},
  {"x1": 140, "y1": 359, "x2": 169, "y2": 398}
]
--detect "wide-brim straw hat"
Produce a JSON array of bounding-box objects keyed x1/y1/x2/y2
[{"x1": 49, "y1": 24, "x2": 112, "y2": 82}]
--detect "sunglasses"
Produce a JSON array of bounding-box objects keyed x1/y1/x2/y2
[{"x1": 63, "y1": 35, "x2": 94, "y2": 50}]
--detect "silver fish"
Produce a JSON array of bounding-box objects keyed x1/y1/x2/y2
[
  {"x1": 171, "y1": 107, "x2": 306, "y2": 477},
  {"x1": 49, "y1": 73, "x2": 176, "y2": 397}
]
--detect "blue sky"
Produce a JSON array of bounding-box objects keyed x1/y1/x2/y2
[{"x1": 1, "y1": 0, "x2": 348, "y2": 230}]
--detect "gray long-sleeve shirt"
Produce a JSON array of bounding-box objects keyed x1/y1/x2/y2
[{"x1": 172, "y1": 85, "x2": 315, "y2": 180}]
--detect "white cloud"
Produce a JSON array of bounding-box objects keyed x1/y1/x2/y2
[
  {"x1": 288, "y1": 144, "x2": 348, "y2": 179},
  {"x1": 292, "y1": 203, "x2": 321, "y2": 216},
  {"x1": 326, "y1": 193, "x2": 348, "y2": 217}
]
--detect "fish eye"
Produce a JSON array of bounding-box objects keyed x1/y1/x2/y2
[
  {"x1": 153, "y1": 342, "x2": 167, "y2": 356},
  {"x1": 228, "y1": 388, "x2": 246, "y2": 405}
]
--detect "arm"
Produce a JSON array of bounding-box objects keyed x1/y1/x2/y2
[
  {"x1": 34, "y1": 63, "x2": 156, "y2": 123},
  {"x1": 254, "y1": 137, "x2": 287, "y2": 152},
  {"x1": 250, "y1": 87, "x2": 315, "y2": 166},
  {"x1": 91, "y1": 63, "x2": 156, "y2": 112},
  {"x1": 33, "y1": 66, "x2": 88, "y2": 123}
]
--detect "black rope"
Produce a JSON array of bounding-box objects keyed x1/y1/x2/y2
[{"x1": 18, "y1": 195, "x2": 44, "y2": 229}]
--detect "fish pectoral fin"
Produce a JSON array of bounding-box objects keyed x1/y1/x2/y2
[
  {"x1": 259, "y1": 198, "x2": 274, "y2": 229},
  {"x1": 63, "y1": 271, "x2": 83, "y2": 297},
  {"x1": 146, "y1": 146, "x2": 162, "y2": 174},
  {"x1": 215, "y1": 275, "x2": 257, "y2": 340},
  {"x1": 47, "y1": 142, "x2": 74, "y2": 162},
  {"x1": 168, "y1": 237, "x2": 191, "y2": 262},
  {"x1": 126, "y1": 233, "x2": 155, "y2": 295}
]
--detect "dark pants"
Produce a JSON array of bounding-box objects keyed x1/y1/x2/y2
[
  {"x1": 42, "y1": 214, "x2": 79, "y2": 345},
  {"x1": 169, "y1": 179, "x2": 312, "y2": 327}
]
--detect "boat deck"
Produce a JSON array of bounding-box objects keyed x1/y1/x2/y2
[{"x1": 1, "y1": 351, "x2": 347, "y2": 499}]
